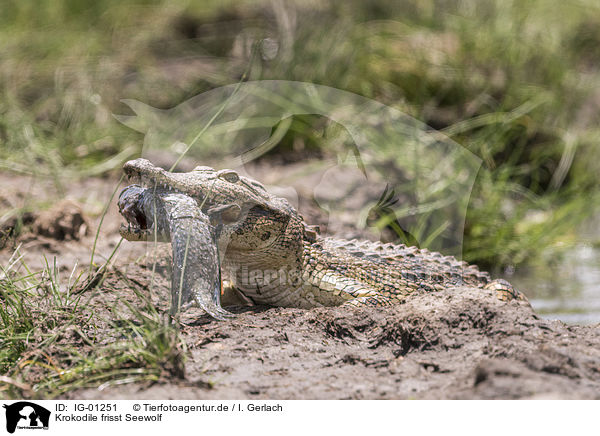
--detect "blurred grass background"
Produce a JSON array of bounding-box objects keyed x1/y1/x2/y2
[{"x1": 1, "y1": 0, "x2": 599, "y2": 268}]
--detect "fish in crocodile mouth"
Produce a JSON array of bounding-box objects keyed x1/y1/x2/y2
[
  {"x1": 117, "y1": 182, "x2": 200, "y2": 242},
  {"x1": 118, "y1": 179, "x2": 238, "y2": 320},
  {"x1": 118, "y1": 184, "x2": 156, "y2": 241}
]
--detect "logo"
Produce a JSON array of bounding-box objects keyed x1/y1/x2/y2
[
  {"x1": 3, "y1": 402, "x2": 50, "y2": 433},
  {"x1": 115, "y1": 80, "x2": 481, "y2": 257},
  {"x1": 115, "y1": 80, "x2": 482, "y2": 315}
]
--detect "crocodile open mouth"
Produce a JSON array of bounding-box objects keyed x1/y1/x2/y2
[
  {"x1": 121, "y1": 209, "x2": 147, "y2": 231},
  {"x1": 122, "y1": 203, "x2": 147, "y2": 230},
  {"x1": 126, "y1": 173, "x2": 180, "y2": 194}
]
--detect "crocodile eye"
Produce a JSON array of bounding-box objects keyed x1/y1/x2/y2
[{"x1": 216, "y1": 169, "x2": 240, "y2": 183}]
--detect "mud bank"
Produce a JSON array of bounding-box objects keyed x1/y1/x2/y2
[{"x1": 69, "y1": 285, "x2": 600, "y2": 400}]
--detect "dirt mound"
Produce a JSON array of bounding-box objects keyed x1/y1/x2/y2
[
  {"x1": 0, "y1": 198, "x2": 89, "y2": 252},
  {"x1": 32, "y1": 199, "x2": 89, "y2": 241},
  {"x1": 69, "y1": 285, "x2": 600, "y2": 400}
]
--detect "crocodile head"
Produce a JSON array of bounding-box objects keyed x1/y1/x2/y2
[
  {"x1": 117, "y1": 159, "x2": 309, "y2": 319},
  {"x1": 118, "y1": 158, "x2": 302, "y2": 251},
  {"x1": 121, "y1": 158, "x2": 272, "y2": 214}
]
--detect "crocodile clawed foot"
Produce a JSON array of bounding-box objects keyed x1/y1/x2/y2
[{"x1": 198, "y1": 302, "x2": 236, "y2": 321}]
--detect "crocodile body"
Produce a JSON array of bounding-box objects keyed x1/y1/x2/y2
[{"x1": 118, "y1": 159, "x2": 526, "y2": 319}]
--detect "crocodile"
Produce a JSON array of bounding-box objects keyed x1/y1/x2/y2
[{"x1": 118, "y1": 158, "x2": 527, "y2": 320}]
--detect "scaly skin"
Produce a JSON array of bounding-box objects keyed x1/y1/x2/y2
[{"x1": 118, "y1": 159, "x2": 527, "y2": 319}]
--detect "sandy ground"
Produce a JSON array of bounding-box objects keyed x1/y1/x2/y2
[
  {"x1": 66, "y1": 284, "x2": 600, "y2": 400},
  {"x1": 1, "y1": 169, "x2": 599, "y2": 399}
]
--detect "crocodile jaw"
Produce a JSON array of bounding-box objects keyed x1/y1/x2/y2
[
  {"x1": 119, "y1": 224, "x2": 169, "y2": 242},
  {"x1": 122, "y1": 158, "x2": 278, "y2": 213}
]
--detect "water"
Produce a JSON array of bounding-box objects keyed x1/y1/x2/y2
[{"x1": 505, "y1": 244, "x2": 600, "y2": 325}]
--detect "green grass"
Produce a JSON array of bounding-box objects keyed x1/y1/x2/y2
[
  {"x1": 1, "y1": 0, "x2": 598, "y2": 268},
  {"x1": 0, "y1": 247, "x2": 185, "y2": 399}
]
